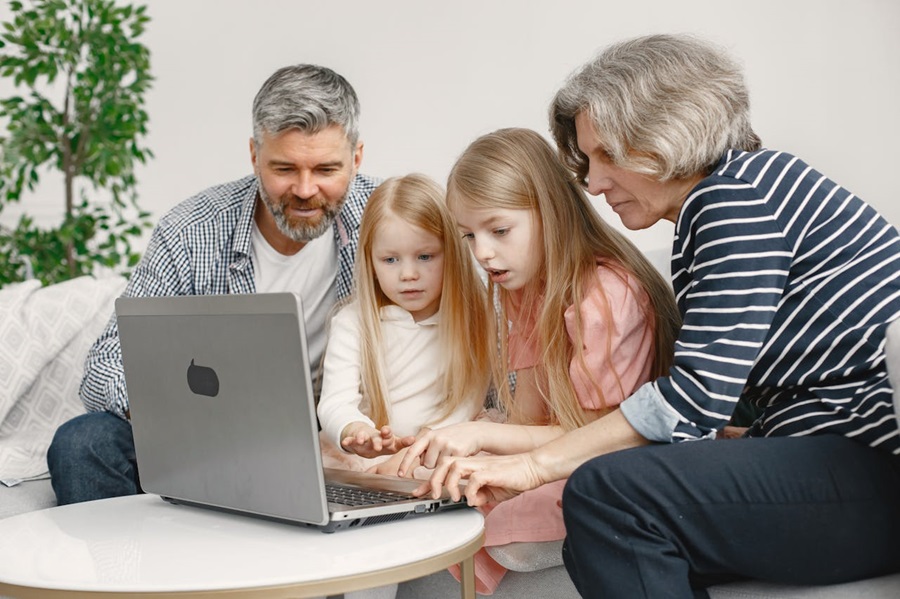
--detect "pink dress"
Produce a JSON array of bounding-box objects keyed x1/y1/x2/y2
[{"x1": 450, "y1": 260, "x2": 656, "y2": 594}]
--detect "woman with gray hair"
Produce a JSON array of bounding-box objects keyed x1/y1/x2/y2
[{"x1": 409, "y1": 34, "x2": 900, "y2": 596}]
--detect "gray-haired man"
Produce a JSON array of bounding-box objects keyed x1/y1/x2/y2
[{"x1": 48, "y1": 65, "x2": 379, "y2": 504}]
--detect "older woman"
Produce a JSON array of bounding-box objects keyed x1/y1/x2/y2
[{"x1": 401, "y1": 34, "x2": 900, "y2": 597}]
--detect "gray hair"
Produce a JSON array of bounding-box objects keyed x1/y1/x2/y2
[
  {"x1": 550, "y1": 34, "x2": 761, "y2": 182},
  {"x1": 252, "y1": 64, "x2": 360, "y2": 148}
]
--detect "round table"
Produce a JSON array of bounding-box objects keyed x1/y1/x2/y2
[{"x1": 0, "y1": 494, "x2": 484, "y2": 598}]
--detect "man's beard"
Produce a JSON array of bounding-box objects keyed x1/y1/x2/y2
[{"x1": 258, "y1": 183, "x2": 347, "y2": 243}]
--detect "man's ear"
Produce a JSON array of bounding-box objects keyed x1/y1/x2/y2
[
  {"x1": 352, "y1": 141, "x2": 364, "y2": 174},
  {"x1": 249, "y1": 137, "x2": 259, "y2": 174}
]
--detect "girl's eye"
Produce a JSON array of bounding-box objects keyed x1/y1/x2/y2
[
  {"x1": 461, "y1": 232, "x2": 474, "y2": 240},
  {"x1": 418, "y1": 254, "x2": 432, "y2": 262},
  {"x1": 382, "y1": 257, "x2": 397, "y2": 264},
  {"x1": 493, "y1": 228, "x2": 509, "y2": 237}
]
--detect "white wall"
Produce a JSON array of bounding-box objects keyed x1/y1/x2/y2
[{"x1": 2, "y1": 0, "x2": 899, "y2": 256}]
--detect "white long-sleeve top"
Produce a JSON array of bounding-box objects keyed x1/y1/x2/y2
[{"x1": 317, "y1": 302, "x2": 475, "y2": 450}]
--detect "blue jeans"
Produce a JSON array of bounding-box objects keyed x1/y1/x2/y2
[
  {"x1": 561, "y1": 435, "x2": 900, "y2": 598},
  {"x1": 47, "y1": 411, "x2": 141, "y2": 504}
]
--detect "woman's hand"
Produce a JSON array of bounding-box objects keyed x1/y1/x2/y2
[
  {"x1": 397, "y1": 421, "x2": 493, "y2": 477},
  {"x1": 415, "y1": 452, "x2": 545, "y2": 506},
  {"x1": 717, "y1": 426, "x2": 749, "y2": 439},
  {"x1": 414, "y1": 409, "x2": 650, "y2": 504}
]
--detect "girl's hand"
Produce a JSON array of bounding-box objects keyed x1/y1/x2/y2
[
  {"x1": 366, "y1": 449, "x2": 417, "y2": 478},
  {"x1": 397, "y1": 422, "x2": 489, "y2": 477},
  {"x1": 415, "y1": 452, "x2": 545, "y2": 505},
  {"x1": 341, "y1": 423, "x2": 415, "y2": 458}
]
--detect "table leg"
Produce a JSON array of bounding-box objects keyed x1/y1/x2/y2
[{"x1": 459, "y1": 555, "x2": 476, "y2": 599}]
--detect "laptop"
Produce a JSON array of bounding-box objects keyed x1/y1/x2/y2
[{"x1": 116, "y1": 292, "x2": 467, "y2": 533}]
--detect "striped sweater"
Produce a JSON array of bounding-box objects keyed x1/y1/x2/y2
[{"x1": 629, "y1": 149, "x2": 900, "y2": 455}]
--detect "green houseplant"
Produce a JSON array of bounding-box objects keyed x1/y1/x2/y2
[{"x1": 0, "y1": 0, "x2": 153, "y2": 286}]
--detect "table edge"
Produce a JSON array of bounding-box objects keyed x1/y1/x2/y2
[{"x1": 0, "y1": 530, "x2": 485, "y2": 598}]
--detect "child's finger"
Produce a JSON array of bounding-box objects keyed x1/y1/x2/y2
[{"x1": 412, "y1": 480, "x2": 431, "y2": 497}]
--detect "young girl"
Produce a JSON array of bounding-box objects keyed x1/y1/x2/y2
[
  {"x1": 398, "y1": 128, "x2": 681, "y2": 594},
  {"x1": 316, "y1": 173, "x2": 492, "y2": 475}
]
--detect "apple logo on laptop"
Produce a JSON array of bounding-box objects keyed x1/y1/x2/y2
[{"x1": 187, "y1": 359, "x2": 219, "y2": 397}]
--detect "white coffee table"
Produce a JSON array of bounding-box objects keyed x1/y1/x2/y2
[{"x1": 0, "y1": 494, "x2": 484, "y2": 598}]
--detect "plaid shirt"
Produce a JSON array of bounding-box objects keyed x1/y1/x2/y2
[{"x1": 80, "y1": 173, "x2": 379, "y2": 418}]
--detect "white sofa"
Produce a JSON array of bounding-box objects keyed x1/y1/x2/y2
[
  {"x1": 1, "y1": 275, "x2": 898, "y2": 598},
  {"x1": 0, "y1": 275, "x2": 126, "y2": 520}
]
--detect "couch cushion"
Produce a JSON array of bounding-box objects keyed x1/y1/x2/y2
[
  {"x1": 0, "y1": 479, "x2": 55, "y2": 520},
  {"x1": 0, "y1": 275, "x2": 126, "y2": 484},
  {"x1": 708, "y1": 574, "x2": 900, "y2": 598}
]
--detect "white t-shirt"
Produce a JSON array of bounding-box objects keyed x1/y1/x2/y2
[
  {"x1": 250, "y1": 222, "x2": 338, "y2": 388},
  {"x1": 317, "y1": 303, "x2": 477, "y2": 449}
]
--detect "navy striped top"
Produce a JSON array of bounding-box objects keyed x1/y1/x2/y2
[{"x1": 621, "y1": 149, "x2": 900, "y2": 455}]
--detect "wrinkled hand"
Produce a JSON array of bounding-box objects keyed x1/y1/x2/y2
[
  {"x1": 717, "y1": 426, "x2": 749, "y2": 440},
  {"x1": 341, "y1": 423, "x2": 415, "y2": 458},
  {"x1": 397, "y1": 422, "x2": 487, "y2": 477},
  {"x1": 415, "y1": 452, "x2": 544, "y2": 507}
]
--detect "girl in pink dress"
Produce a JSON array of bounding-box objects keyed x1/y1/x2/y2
[{"x1": 398, "y1": 128, "x2": 681, "y2": 594}]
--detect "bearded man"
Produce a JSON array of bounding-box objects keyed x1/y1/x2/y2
[{"x1": 48, "y1": 65, "x2": 379, "y2": 504}]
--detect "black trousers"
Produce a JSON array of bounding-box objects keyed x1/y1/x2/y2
[{"x1": 561, "y1": 435, "x2": 900, "y2": 598}]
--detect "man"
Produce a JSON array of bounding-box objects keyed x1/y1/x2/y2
[{"x1": 47, "y1": 64, "x2": 379, "y2": 505}]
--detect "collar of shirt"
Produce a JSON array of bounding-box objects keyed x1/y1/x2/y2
[
  {"x1": 231, "y1": 174, "x2": 377, "y2": 259},
  {"x1": 228, "y1": 177, "x2": 260, "y2": 271},
  {"x1": 379, "y1": 304, "x2": 440, "y2": 326},
  {"x1": 232, "y1": 173, "x2": 379, "y2": 300}
]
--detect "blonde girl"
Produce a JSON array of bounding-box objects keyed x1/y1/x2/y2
[
  {"x1": 456, "y1": 127, "x2": 678, "y2": 430},
  {"x1": 398, "y1": 128, "x2": 680, "y2": 594},
  {"x1": 316, "y1": 173, "x2": 492, "y2": 471}
]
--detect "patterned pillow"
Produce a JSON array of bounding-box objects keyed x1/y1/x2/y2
[{"x1": 0, "y1": 276, "x2": 126, "y2": 483}]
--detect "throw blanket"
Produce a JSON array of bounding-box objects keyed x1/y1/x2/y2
[{"x1": 0, "y1": 275, "x2": 126, "y2": 485}]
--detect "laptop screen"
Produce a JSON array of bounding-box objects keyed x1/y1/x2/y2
[{"x1": 117, "y1": 293, "x2": 331, "y2": 525}]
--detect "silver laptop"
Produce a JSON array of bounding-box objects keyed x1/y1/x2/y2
[{"x1": 116, "y1": 292, "x2": 466, "y2": 533}]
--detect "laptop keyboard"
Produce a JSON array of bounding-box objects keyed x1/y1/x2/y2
[{"x1": 325, "y1": 483, "x2": 415, "y2": 507}]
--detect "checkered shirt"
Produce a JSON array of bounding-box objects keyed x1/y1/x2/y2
[{"x1": 79, "y1": 173, "x2": 379, "y2": 417}]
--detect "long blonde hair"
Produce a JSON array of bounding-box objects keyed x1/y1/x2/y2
[
  {"x1": 447, "y1": 128, "x2": 680, "y2": 430},
  {"x1": 354, "y1": 174, "x2": 492, "y2": 428}
]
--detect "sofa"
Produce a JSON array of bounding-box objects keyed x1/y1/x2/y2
[
  {"x1": 2, "y1": 275, "x2": 899, "y2": 598},
  {"x1": 0, "y1": 274, "x2": 127, "y2": 520}
]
